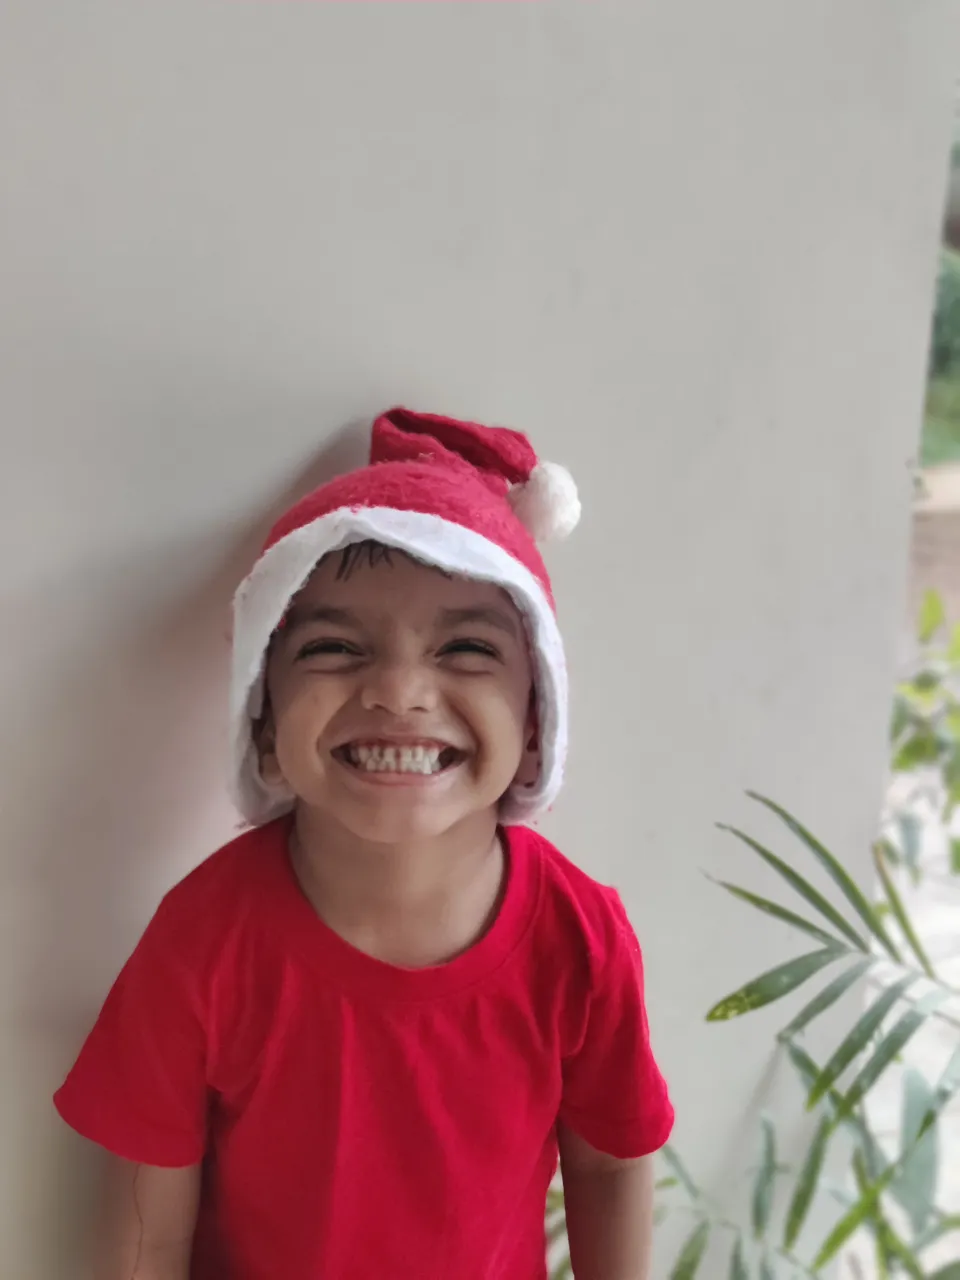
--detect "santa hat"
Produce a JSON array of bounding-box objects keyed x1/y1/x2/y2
[{"x1": 230, "y1": 407, "x2": 581, "y2": 827}]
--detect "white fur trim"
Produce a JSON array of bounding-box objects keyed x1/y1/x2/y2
[
  {"x1": 230, "y1": 508, "x2": 568, "y2": 827},
  {"x1": 508, "y1": 461, "x2": 581, "y2": 541}
]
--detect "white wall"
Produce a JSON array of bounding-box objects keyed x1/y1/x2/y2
[{"x1": 2, "y1": 2, "x2": 956, "y2": 1275}]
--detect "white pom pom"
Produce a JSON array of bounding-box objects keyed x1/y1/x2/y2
[{"x1": 509, "y1": 460, "x2": 581, "y2": 541}]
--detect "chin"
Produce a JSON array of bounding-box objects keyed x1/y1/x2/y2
[
  {"x1": 344, "y1": 811, "x2": 460, "y2": 846},
  {"x1": 334, "y1": 796, "x2": 489, "y2": 846}
]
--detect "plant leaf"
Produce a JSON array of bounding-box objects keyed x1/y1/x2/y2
[
  {"x1": 778, "y1": 957, "x2": 873, "y2": 1039},
  {"x1": 893, "y1": 730, "x2": 943, "y2": 772},
  {"x1": 746, "y1": 794, "x2": 903, "y2": 961},
  {"x1": 916, "y1": 1039, "x2": 960, "y2": 1143},
  {"x1": 890, "y1": 693, "x2": 912, "y2": 744},
  {"x1": 946, "y1": 752, "x2": 960, "y2": 821},
  {"x1": 806, "y1": 974, "x2": 917, "y2": 1108},
  {"x1": 877, "y1": 1224, "x2": 924, "y2": 1280},
  {"x1": 919, "y1": 589, "x2": 946, "y2": 642},
  {"x1": 729, "y1": 1237, "x2": 748, "y2": 1280},
  {"x1": 836, "y1": 989, "x2": 951, "y2": 1118},
  {"x1": 872, "y1": 844, "x2": 936, "y2": 977},
  {"x1": 948, "y1": 620, "x2": 960, "y2": 663},
  {"x1": 813, "y1": 1041, "x2": 960, "y2": 1268},
  {"x1": 707, "y1": 948, "x2": 843, "y2": 1022},
  {"x1": 916, "y1": 1212, "x2": 960, "y2": 1249},
  {"x1": 546, "y1": 1215, "x2": 569, "y2": 1244},
  {"x1": 890, "y1": 1069, "x2": 939, "y2": 1236},
  {"x1": 669, "y1": 1221, "x2": 710, "y2": 1279},
  {"x1": 752, "y1": 1115, "x2": 776, "y2": 1237},
  {"x1": 893, "y1": 812, "x2": 923, "y2": 875},
  {"x1": 759, "y1": 1259, "x2": 775, "y2": 1280},
  {"x1": 812, "y1": 1161, "x2": 901, "y2": 1268},
  {"x1": 717, "y1": 824, "x2": 867, "y2": 951},
  {"x1": 783, "y1": 1114, "x2": 832, "y2": 1249},
  {"x1": 708, "y1": 876, "x2": 844, "y2": 948},
  {"x1": 660, "y1": 1146, "x2": 700, "y2": 1201},
  {"x1": 783, "y1": 1041, "x2": 889, "y2": 1179},
  {"x1": 929, "y1": 1265, "x2": 960, "y2": 1280},
  {"x1": 951, "y1": 837, "x2": 960, "y2": 875}
]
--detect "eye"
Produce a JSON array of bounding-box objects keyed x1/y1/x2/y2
[
  {"x1": 440, "y1": 638, "x2": 501, "y2": 661},
  {"x1": 295, "y1": 638, "x2": 363, "y2": 662}
]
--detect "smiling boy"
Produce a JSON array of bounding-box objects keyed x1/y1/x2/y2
[{"x1": 55, "y1": 408, "x2": 674, "y2": 1280}]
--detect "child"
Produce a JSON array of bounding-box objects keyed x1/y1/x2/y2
[{"x1": 55, "y1": 408, "x2": 674, "y2": 1280}]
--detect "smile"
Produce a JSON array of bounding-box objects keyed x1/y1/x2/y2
[{"x1": 333, "y1": 741, "x2": 466, "y2": 776}]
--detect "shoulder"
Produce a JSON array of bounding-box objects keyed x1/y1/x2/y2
[
  {"x1": 509, "y1": 825, "x2": 637, "y2": 979},
  {"x1": 148, "y1": 819, "x2": 289, "y2": 964}
]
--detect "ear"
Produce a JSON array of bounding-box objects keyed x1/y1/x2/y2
[
  {"x1": 253, "y1": 704, "x2": 285, "y2": 788},
  {"x1": 513, "y1": 694, "x2": 541, "y2": 789}
]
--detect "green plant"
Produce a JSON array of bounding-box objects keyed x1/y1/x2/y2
[
  {"x1": 922, "y1": 251, "x2": 960, "y2": 467},
  {"x1": 547, "y1": 794, "x2": 960, "y2": 1278},
  {"x1": 928, "y1": 251, "x2": 960, "y2": 382},
  {"x1": 883, "y1": 589, "x2": 960, "y2": 880}
]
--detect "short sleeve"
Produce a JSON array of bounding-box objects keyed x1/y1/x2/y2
[
  {"x1": 559, "y1": 894, "x2": 674, "y2": 1159},
  {"x1": 54, "y1": 897, "x2": 208, "y2": 1167}
]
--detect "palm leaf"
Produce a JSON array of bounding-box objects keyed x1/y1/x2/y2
[
  {"x1": 670, "y1": 1221, "x2": 710, "y2": 1279},
  {"x1": 929, "y1": 1265, "x2": 960, "y2": 1280},
  {"x1": 782, "y1": 1115, "x2": 832, "y2": 1249},
  {"x1": 872, "y1": 844, "x2": 936, "y2": 978},
  {"x1": 717, "y1": 824, "x2": 867, "y2": 951},
  {"x1": 836, "y1": 989, "x2": 951, "y2": 1117},
  {"x1": 707, "y1": 948, "x2": 843, "y2": 1022},
  {"x1": 752, "y1": 1115, "x2": 776, "y2": 1237},
  {"x1": 746, "y1": 793, "x2": 902, "y2": 961},
  {"x1": 916, "y1": 1040, "x2": 960, "y2": 1143},
  {"x1": 891, "y1": 1070, "x2": 939, "y2": 1235},
  {"x1": 813, "y1": 1041, "x2": 960, "y2": 1268},
  {"x1": 914, "y1": 1212, "x2": 960, "y2": 1250},
  {"x1": 708, "y1": 876, "x2": 843, "y2": 948},
  {"x1": 661, "y1": 1145, "x2": 700, "y2": 1201},
  {"x1": 806, "y1": 974, "x2": 917, "y2": 1108},
  {"x1": 778, "y1": 957, "x2": 873, "y2": 1040},
  {"x1": 853, "y1": 1151, "x2": 923, "y2": 1280},
  {"x1": 812, "y1": 1159, "x2": 902, "y2": 1269},
  {"x1": 729, "y1": 1237, "x2": 748, "y2": 1280},
  {"x1": 784, "y1": 1041, "x2": 889, "y2": 1179},
  {"x1": 877, "y1": 1225, "x2": 924, "y2": 1280}
]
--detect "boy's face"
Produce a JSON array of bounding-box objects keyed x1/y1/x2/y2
[{"x1": 258, "y1": 548, "x2": 538, "y2": 846}]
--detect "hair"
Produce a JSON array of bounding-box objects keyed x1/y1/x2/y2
[{"x1": 334, "y1": 540, "x2": 396, "y2": 580}]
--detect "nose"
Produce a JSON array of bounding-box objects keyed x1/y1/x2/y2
[{"x1": 359, "y1": 658, "x2": 439, "y2": 716}]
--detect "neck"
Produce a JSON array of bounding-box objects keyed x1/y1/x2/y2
[{"x1": 290, "y1": 807, "x2": 505, "y2": 968}]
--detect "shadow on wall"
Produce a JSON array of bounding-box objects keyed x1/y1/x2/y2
[{"x1": 8, "y1": 416, "x2": 368, "y2": 1276}]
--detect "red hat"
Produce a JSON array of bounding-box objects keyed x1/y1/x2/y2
[{"x1": 230, "y1": 407, "x2": 581, "y2": 826}]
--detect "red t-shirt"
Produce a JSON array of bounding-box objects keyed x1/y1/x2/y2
[{"x1": 55, "y1": 820, "x2": 673, "y2": 1280}]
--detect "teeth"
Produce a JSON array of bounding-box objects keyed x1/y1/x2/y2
[{"x1": 344, "y1": 744, "x2": 449, "y2": 775}]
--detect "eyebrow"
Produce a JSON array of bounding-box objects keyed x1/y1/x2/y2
[
  {"x1": 281, "y1": 603, "x2": 520, "y2": 639},
  {"x1": 282, "y1": 605, "x2": 362, "y2": 633},
  {"x1": 438, "y1": 606, "x2": 520, "y2": 638}
]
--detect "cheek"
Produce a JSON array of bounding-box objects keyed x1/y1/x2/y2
[
  {"x1": 272, "y1": 678, "x2": 347, "y2": 746},
  {"x1": 462, "y1": 678, "x2": 530, "y2": 752}
]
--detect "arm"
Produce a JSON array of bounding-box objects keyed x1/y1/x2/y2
[
  {"x1": 96, "y1": 1155, "x2": 200, "y2": 1280},
  {"x1": 558, "y1": 1123, "x2": 654, "y2": 1280}
]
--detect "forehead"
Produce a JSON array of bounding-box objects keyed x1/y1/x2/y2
[{"x1": 292, "y1": 546, "x2": 521, "y2": 621}]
